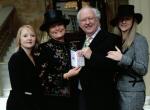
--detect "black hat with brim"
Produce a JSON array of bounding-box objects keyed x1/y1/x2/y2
[
  {"x1": 40, "y1": 10, "x2": 70, "y2": 31},
  {"x1": 110, "y1": 5, "x2": 143, "y2": 26}
]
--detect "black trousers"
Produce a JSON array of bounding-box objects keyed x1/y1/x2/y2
[{"x1": 78, "y1": 91, "x2": 87, "y2": 110}]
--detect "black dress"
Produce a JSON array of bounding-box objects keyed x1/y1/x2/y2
[{"x1": 34, "y1": 38, "x2": 79, "y2": 110}]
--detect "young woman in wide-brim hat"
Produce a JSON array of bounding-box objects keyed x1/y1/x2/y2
[{"x1": 107, "y1": 5, "x2": 149, "y2": 110}]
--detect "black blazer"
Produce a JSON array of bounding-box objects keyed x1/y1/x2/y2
[
  {"x1": 79, "y1": 30, "x2": 122, "y2": 110},
  {"x1": 6, "y1": 47, "x2": 42, "y2": 110}
]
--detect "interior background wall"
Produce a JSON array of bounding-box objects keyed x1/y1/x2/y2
[{"x1": 0, "y1": 0, "x2": 45, "y2": 32}]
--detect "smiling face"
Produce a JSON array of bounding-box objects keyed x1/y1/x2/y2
[
  {"x1": 79, "y1": 8, "x2": 100, "y2": 37},
  {"x1": 20, "y1": 27, "x2": 36, "y2": 50},
  {"x1": 48, "y1": 23, "x2": 66, "y2": 42},
  {"x1": 118, "y1": 16, "x2": 133, "y2": 33}
]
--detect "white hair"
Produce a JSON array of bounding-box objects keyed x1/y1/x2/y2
[{"x1": 77, "y1": 6, "x2": 101, "y2": 23}]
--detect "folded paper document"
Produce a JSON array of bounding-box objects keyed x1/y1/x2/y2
[{"x1": 71, "y1": 50, "x2": 85, "y2": 67}]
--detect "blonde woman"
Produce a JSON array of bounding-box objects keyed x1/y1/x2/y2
[
  {"x1": 6, "y1": 25, "x2": 42, "y2": 110},
  {"x1": 107, "y1": 5, "x2": 149, "y2": 110}
]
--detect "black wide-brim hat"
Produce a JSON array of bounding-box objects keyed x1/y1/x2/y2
[
  {"x1": 110, "y1": 5, "x2": 143, "y2": 26},
  {"x1": 40, "y1": 10, "x2": 70, "y2": 31}
]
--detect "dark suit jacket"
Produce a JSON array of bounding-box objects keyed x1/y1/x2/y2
[
  {"x1": 7, "y1": 47, "x2": 42, "y2": 110},
  {"x1": 79, "y1": 30, "x2": 122, "y2": 110}
]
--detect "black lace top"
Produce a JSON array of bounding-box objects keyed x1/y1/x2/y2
[{"x1": 34, "y1": 38, "x2": 78, "y2": 97}]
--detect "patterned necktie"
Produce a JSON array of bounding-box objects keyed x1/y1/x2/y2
[
  {"x1": 83, "y1": 37, "x2": 93, "y2": 47},
  {"x1": 78, "y1": 37, "x2": 93, "y2": 90}
]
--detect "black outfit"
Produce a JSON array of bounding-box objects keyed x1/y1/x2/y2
[
  {"x1": 6, "y1": 47, "x2": 42, "y2": 110},
  {"x1": 34, "y1": 36, "x2": 79, "y2": 110},
  {"x1": 79, "y1": 30, "x2": 122, "y2": 110}
]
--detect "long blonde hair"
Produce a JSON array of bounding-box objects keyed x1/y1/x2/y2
[
  {"x1": 15, "y1": 25, "x2": 39, "y2": 51},
  {"x1": 113, "y1": 20, "x2": 137, "y2": 52}
]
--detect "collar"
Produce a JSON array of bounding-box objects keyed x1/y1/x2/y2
[{"x1": 86, "y1": 27, "x2": 101, "y2": 39}]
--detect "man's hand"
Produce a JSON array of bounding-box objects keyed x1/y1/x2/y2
[{"x1": 81, "y1": 47, "x2": 92, "y2": 59}]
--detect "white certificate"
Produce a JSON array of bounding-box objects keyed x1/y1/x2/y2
[{"x1": 70, "y1": 50, "x2": 85, "y2": 67}]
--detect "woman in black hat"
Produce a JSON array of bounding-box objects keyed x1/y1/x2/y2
[
  {"x1": 34, "y1": 10, "x2": 81, "y2": 110},
  {"x1": 107, "y1": 5, "x2": 149, "y2": 110}
]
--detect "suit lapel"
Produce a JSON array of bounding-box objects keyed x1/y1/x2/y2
[{"x1": 89, "y1": 30, "x2": 106, "y2": 49}]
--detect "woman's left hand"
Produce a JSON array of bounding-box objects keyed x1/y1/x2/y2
[{"x1": 106, "y1": 46, "x2": 122, "y2": 61}]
